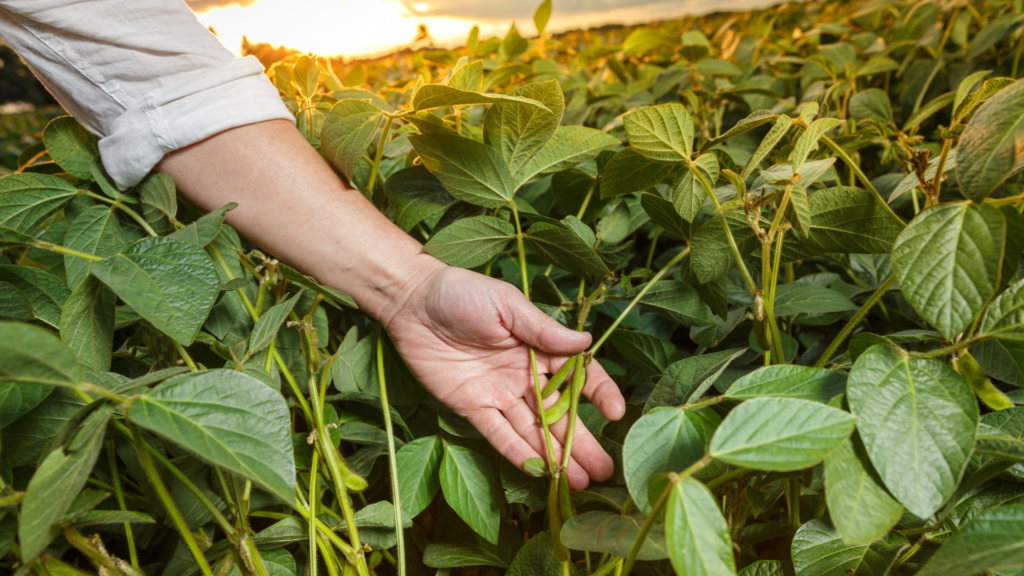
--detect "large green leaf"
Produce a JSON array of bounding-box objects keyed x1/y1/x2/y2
[
  {"x1": 725, "y1": 366, "x2": 846, "y2": 403},
  {"x1": 63, "y1": 205, "x2": 126, "y2": 290},
  {"x1": 623, "y1": 407, "x2": 708, "y2": 513},
  {"x1": 632, "y1": 280, "x2": 715, "y2": 327},
  {"x1": 139, "y1": 172, "x2": 177, "y2": 235},
  {"x1": 782, "y1": 187, "x2": 903, "y2": 261},
  {"x1": 709, "y1": 397, "x2": 856, "y2": 470},
  {"x1": 90, "y1": 237, "x2": 220, "y2": 345},
  {"x1": 128, "y1": 370, "x2": 296, "y2": 503},
  {"x1": 525, "y1": 222, "x2": 610, "y2": 276},
  {"x1": 665, "y1": 478, "x2": 736, "y2": 576},
  {"x1": 517, "y1": 126, "x2": 620, "y2": 184},
  {"x1": 893, "y1": 202, "x2": 1022, "y2": 339},
  {"x1": 440, "y1": 445, "x2": 501, "y2": 544},
  {"x1": 411, "y1": 84, "x2": 550, "y2": 112},
  {"x1": 0, "y1": 173, "x2": 78, "y2": 234},
  {"x1": 641, "y1": 192, "x2": 692, "y2": 240},
  {"x1": 917, "y1": 505, "x2": 1024, "y2": 576},
  {"x1": 824, "y1": 431, "x2": 903, "y2": 546},
  {"x1": 411, "y1": 133, "x2": 516, "y2": 208},
  {"x1": 0, "y1": 281, "x2": 33, "y2": 322},
  {"x1": 623, "y1": 103, "x2": 694, "y2": 162},
  {"x1": 42, "y1": 116, "x2": 99, "y2": 180},
  {"x1": 742, "y1": 115, "x2": 793, "y2": 178},
  {"x1": 981, "y1": 278, "x2": 1024, "y2": 341},
  {"x1": 0, "y1": 377, "x2": 52, "y2": 429},
  {"x1": 19, "y1": 405, "x2": 112, "y2": 563},
  {"x1": 484, "y1": 80, "x2": 565, "y2": 181},
  {"x1": 424, "y1": 216, "x2": 514, "y2": 268},
  {"x1": 507, "y1": 532, "x2": 560, "y2": 576},
  {"x1": 690, "y1": 211, "x2": 761, "y2": 284},
  {"x1": 168, "y1": 203, "x2": 235, "y2": 247},
  {"x1": 791, "y1": 519, "x2": 907, "y2": 576},
  {"x1": 975, "y1": 409, "x2": 1024, "y2": 479},
  {"x1": 385, "y1": 165, "x2": 457, "y2": 232},
  {"x1": 957, "y1": 77, "x2": 1024, "y2": 202},
  {"x1": 771, "y1": 283, "x2": 856, "y2": 316},
  {"x1": 973, "y1": 339, "x2": 1024, "y2": 385},
  {"x1": 606, "y1": 330, "x2": 676, "y2": 372},
  {"x1": 58, "y1": 277, "x2": 115, "y2": 374},
  {"x1": 673, "y1": 153, "x2": 719, "y2": 222},
  {"x1": 559, "y1": 511, "x2": 668, "y2": 560},
  {"x1": 321, "y1": 99, "x2": 384, "y2": 183},
  {"x1": 847, "y1": 345, "x2": 978, "y2": 518},
  {"x1": 0, "y1": 266, "x2": 69, "y2": 328},
  {"x1": 600, "y1": 147, "x2": 679, "y2": 199},
  {"x1": 849, "y1": 89, "x2": 892, "y2": 123},
  {"x1": 396, "y1": 436, "x2": 443, "y2": 519},
  {"x1": 0, "y1": 322, "x2": 83, "y2": 397}
]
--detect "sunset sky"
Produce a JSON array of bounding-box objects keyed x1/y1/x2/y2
[{"x1": 187, "y1": 0, "x2": 776, "y2": 59}]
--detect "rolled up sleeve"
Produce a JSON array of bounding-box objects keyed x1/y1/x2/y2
[{"x1": 0, "y1": 0, "x2": 294, "y2": 189}]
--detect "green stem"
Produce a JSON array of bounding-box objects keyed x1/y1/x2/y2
[
  {"x1": 589, "y1": 247, "x2": 690, "y2": 357},
  {"x1": 107, "y1": 440, "x2": 138, "y2": 568},
  {"x1": 820, "y1": 135, "x2": 905, "y2": 226},
  {"x1": 576, "y1": 177, "x2": 598, "y2": 220},
  {"x1": 560, "y1": 354, "x2": 586, "y2": 469},
  {"x1": 705, "y1": 467, "x2": 753, "y2": 490},
  {"x1": 171, "y1": 339, "x2": 199, "y2": 372},
  {"x1": 82, "y1": 191, "x2": 160, "y2": 237},
  {"x1": 689, "y1": 161, "x2": 758, "y2": 295},
  {"x1": 130, "y1": 424, "x2": 214, "y2": 576},
  {"x1": 367, "y1": 117, "x2": 394, "y2": 194},
  {"x1": 645, "y1": 227, "x2": 661, "y2": 269},
  {"x1": 36, "y1": 242, "x2": 102, "y2": 262},
  {"x1": 919, "y1": 336, "x2": 985, "y2": 359},
  {"x1": 376, "y1": 336, "x2": 406, "y2": 576},
  {"x1": 814, "y1": 274, "x2": 897, "y2": 367},
  {"x1": 273, "y1": 349, "x2": 314, "y2": 425},
  {"x1": 310, "y1": 450, "x2": 319, "y2": 576}
]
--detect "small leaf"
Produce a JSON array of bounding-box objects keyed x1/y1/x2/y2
[
  {"x1": 690, "y1": 211, "x2": 761, "y2": 284},
  {"x1": 790, "y1": 118, "x2": 844, "y2": 173},
  {"x1": 631, "y1": 280, "x2": 715, "y2": 327},
  {"x1": 641, "y1": 192, "x2": 692, "y2": 240},
  {"x1": 784, "y1": 185, "x2": 812, "y2": 238},
  {"x1": 128, "y1": 369, "x2": 296, "y2": 503},
  {"x1": 63, "y1": 205, "x2": 126, "y2": 290},
  {"x1": 396, "y1": 436, "x2": 443, "y2": 518},
  {"x1": 781, "y1": 186, "x2": 904, "y2": 261},
  {"x1": 623, "y1": 103, "x2": 694, "y2": 162},
  {"x1": 411, "y1": 133, "x2": 516, "y2": 208},
  {"x1": 42, "y1": 116, "x2": 99, "y2": 180},
  {"x1": 742, "y1": 115, "x2": 792, "y2": 178},
  {"x1": 791, "y1": 519, "x2": 907, "y2": 576},
  {"x1": 646, "y1": 348, "x2": 748, "y2": 411},
  {"x1": 0, "y1": 322, "x2": 83, "y2": 393},
  {"x1": 0, "y1": 266, "x2": 69, "y2": 328},
  {"x1": 623, "y1": 407, "x2": 708, "y2": 513},
  {"x1": 665, "y1": 478, "x2": 737, "y2": 576},
  {"x1": 771, "y1": 283, "x2": 856, "y2": 316},
  {"x1": 59, "y1": 277, "x2": 115, "y2": 374},
  {"x1": 600, "y1": 147, "x2": 679, "y2": 199},
  {"x1": 916, "y1": 504, "x2": 1024, "y2": 576},
  {"x1": 440, "y1": 445, "x2": 501, "y2": 544},
  {"x1": 449, "y1": 59, "x2": 483, "y2": 92},
  {"x1": 981, "y1": 277, "x2": 1024, "y2": 341},
  {"x1": 957, "y1": 77, "x2": 1024, "y2": 202},
  {"x1": 412, "y1": 84, "x2": 550, "y2": 112},
  {"x1": 725, "y1": 366, "x2": 846, "y2": 403},
  {"x1": 168, "y1": 203, "x2": 236, "y2": 247},
  {"x1": 560, "y1": 511, "x2": 668, "y2": 560},
  {"x1": 525, "y1": 222, "x2": 610, "y2": 276},
  {"x1": 278, "y1": 264, "x2": 357, "y2": 310},
  {"x1": 673, "y1": 153, "x2": 719, "y2": 223},
  {"x1": 709, "y1": 397, "x2": 856, "y2": 471},
  {"x1": 0, "y1": 173, "x2": 79, "y2": 233},
  {"x1": 848, "y1": 88, "x2": 892, "y2": 123},
  {"x1": 321, "y1": 99, "x2": 384, "y2": 183},
  {"x1": 385, "y1": 165, "x2": 457, "y2": 232},
  {"x1": 701, "y1": 110, "x2": 776, "y2": 152},
  {"x1": 249, "y1": 294, "x2": 299, "y2": 354},
  {"x1": 507, "y1": 532, "x2": 560, "y2": 576},
  {"x1": 139, "y1": 173, "x2": 177, "y2": 234},
  {"x1": 424, "y1": 216, "x2": 514, "y2": 268},
  {"x1": 606, "y1": 330, "x2": 676, "y2": 372},
  {"x1": 824, "y1": 431, "x2": 903, "y2": 546}
]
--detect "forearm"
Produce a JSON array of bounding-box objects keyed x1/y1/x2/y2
[{"x1": 156, "y1": 119, "x2": 443, "y2": 322}]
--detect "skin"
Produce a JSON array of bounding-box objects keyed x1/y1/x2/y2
[{"x1": 157, "y1": 119, "x2": 626, "y2": 489}]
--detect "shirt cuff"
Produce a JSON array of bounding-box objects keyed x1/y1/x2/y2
[{"x1": 98, "y1": 56, "x2": 294, "y2": 189}]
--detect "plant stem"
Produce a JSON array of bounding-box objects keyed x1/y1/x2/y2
[
  {"x1": 576, "y1": 177, "x2": 599, "y2": 220},
  {"x1": 705, "y1": 467, "x2": 752, "y2": 490},
  {"x1": 814, "y1": 274, "x2": 897, "y2": 367},
  {"x1": 310, "y1": 450, "x2": 319, "y2": 576},
  {"x1": 689, "y1": 162, "x2": 759, "y2": 295},
  {"x1": 589, "y1": 247, "x2": 690, "y2": 357},
  {"x1": 645, "y1": 227, "x2": 661, "y2": 269},
  {"x1": 376, "y1": 336, "x2": 406, "y2": 576},
  {"x1": 107, "y1": 439, "x2": 138, "y2": 568},
  {"x1": 919, "y1": 336, "x2": 985, "y2": 359},
  {"x1": 511, "y1": 201, "x2": 558, "y2": 469},
  {"x1": 560, "y1": 354, "x2": 586, "y2": 470},
  {"x1": 130, "y1": 424, "x2": 214, "y2": 576},
  {"x1": 621, "y1": 455, "x2": 711, "y2": 576},
  {"x1": 171, "y1": 339, "x2": 199, "y2": 371},
  {"x1": 37, "y1": 242, "x2": 102, "y2": 262},
  {"x1": 820, "y1": 135, "x2": 905, "y2": 226},
  {"x1": 273, "y1": 349, "x2": 314, "y2": 424},
  {"x1": 367, "y1": 117, "x2": 394, "y2": 194},
  {"x1": 82, "y1": 191, "x2": 160, "y2": 237}
]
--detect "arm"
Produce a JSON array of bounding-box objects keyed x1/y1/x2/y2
[{"x1": 157, "y1": 119, "x2": 625, "y2": 489}]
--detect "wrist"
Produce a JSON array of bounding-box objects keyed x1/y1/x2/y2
[{"x1": 351, "y1": 251, "x2": 447, "y2": 329}]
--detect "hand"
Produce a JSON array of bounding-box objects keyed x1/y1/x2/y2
[{"x1": 381, "y1": 261, "x2": 626, "y2": 490}]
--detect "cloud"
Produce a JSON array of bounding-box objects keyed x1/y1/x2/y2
[
  {"x1": 400, "y1": 0, "x2": 676, "y2": 20},
  {"x1": 185, "y1": 0, "x2": 259, "y2": 12}
]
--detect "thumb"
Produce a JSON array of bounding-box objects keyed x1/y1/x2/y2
[{"x1": 504, "y1": 290, "x2": 591, "y2": 355}]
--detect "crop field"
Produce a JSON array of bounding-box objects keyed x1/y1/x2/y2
[{"x1": 2, "y1": 0, "x2": 1024, "y2": 575}]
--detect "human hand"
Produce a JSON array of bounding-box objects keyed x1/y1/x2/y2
[{"x1": 380, "y1": 260, "x2": 626, "y2": 490}]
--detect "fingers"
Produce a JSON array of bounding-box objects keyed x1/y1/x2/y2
[
  {"x1": 502, "y1": 288, "x2": 591, "y2": 355},
  {"x1": 465, "y1": 407, "x2": 544, "y2": 473},
  {"x1": 546, "y1": 409, "x2": 615, "y2": 488},
  {"x1": 581, "y1": 360, "x2": 626, "y2": 421},
  {"x1": 502, "y1": 399, "x2": 593, "y2": 490}
]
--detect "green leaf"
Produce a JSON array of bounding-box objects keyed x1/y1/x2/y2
[
  {"x1": 957, "y1": 77, "x2": 1024, "y2": 202},
  {"x1": 63, "y1": 205, "x2": 126, "y2": 290},
  {"x1": 622, "y1": 28, "x2": 672, "y2": 55},
  {"x1": 422, "y1": 538, "x2": 511, "y2": 569},
  {"x1": 507, "y1": 532, "x2": 560, "y2": 576},
  {"x1": 0, "y1": 374, "x2": 52, "y2": 428},
  {"x1": 889, "y1": 149, "x2": 957, "y2": 203},
  {"x1": 440, "y1": 445, "x2": 501, "y2": 544},
  {"x1": 673, "y1": 153, "x2": 719, "y2": 223},
  {"x1": 968, "y1": 13, "x2": 1024, "y2": 60},
  {"x1": 771, "y1": 283, "x2": 856, "y2": 316},
  {"x1": 629, "y1": 280, "x2": 715, "y2": 327},
  {"x1": 139, "y1": 172, "x2": 177, "y2": 235},
  {"x1": 19, "y1": 405, "x2": 112, "y2": 563},
  {"x1": 385, "y1": 165, "x2": 457, "y2": 232},
  {"x1": 785, "y1": 185, "x2": 812, "y2": 238},
  {"x1": 248, "y1": 294, "x2": 299, "y2": 354},
  {"x1": 0, "y1": 322, "x2": 83, "y2": 400},
  {"x1": 600, "y1": 147, "x2": 679, "y2": 199},
  {"x1": 0, "y1": 266, "x2": 69, "y2": 328},
  {"x1": 525, "y1": 222, "x2": 610, "y2": 276},
  {"x1": 782, "y1": 186, "x2": 904, "y2": 261},
  {"x1": 396, "y1": 436, "x2": 443, "y2": 519},
  {"x1": 449, "y1": 59, "x2": 483, "y2": 92},
  {"x1": 168, "y1": 203, "x2": 236, "y2": 247},
  {"x1": 974, "y1": 409, "x2": 1024, "y2": 480},
  {"x1": 278, "y1": 264, "x2": 357, "y2": 310},
  {"x1": 517, "y1": 126, "x2": 620, "y2": 183},
  {"x1": 424, "y1": 216, "x2": 514, "y2": 268},
  {"x1": 902, "y1": 91, "x2": 955, "y2": 132},
  {"x1": 790, "y1": 118, "x2": 844, "y2": 173},
  {"x1": 623, "y1": 407, "x2": 709, "y2": 513},
  {"x1": 725, "y1": 366, "x2": 846, "y2": 403},
  {"x1": 623, "y1": 103, "x2": 694, "y2": 162},
  {"x1": 974, "y1": 430, "x2": 1024, "y2": 467},
  {"x1": 561, "y1": 510, "x2": 668, "y2": 560},
  {"x1": 0, "y1": 281, "x2": 34, "y2": 322},
  {"x1": 824, "y1": 431, "x2": 903, "y2": 546},
  {"x1": 917, "y1": 504, "x2": 1024, "y2": 576},
  {"x1": 742, "y1": 115, "x2": 792, "y2": 178},
  {"x1": 848, "y1": 89, "x2": 892, "y2": 123},
  {"x1": 646, "y1": 348, "x2": 748, "y2": 411},
  {"x1": 321, "y1": 99, "x2": 384, "y2": 183},
  {"x1": 596, "y1": 203, "x2": 630, "y2": 244},
  {"x1": 411, "y1": 133, "x2": 516, "y2": 208},
  {"x1": 59, "y1": 277, "x2": 115, "y2": 374},
  {"x1": 42, "y1": 116, "x2": 99, "y2": 180},
  {"x1": 90, "y1": 237, "x2": 220, "y2": 345},
  {"x1": 701, "y1": 110, "x2": 776, "y2": 152},
  {"x1": 847, "y1": 345, "x2": 979, "y2": 518},
  {"x1": 0, "y1": 227, "x2": 37, "y2": 249},
  {"x1": 641, "y1": 192, "x2": 692, "y2": 240},
  {"x1": 791, "y1": 519, "x2": 907, "y2": 576},
  {"x1": 892, "y1": 202, "x2": 1021, "y2": 340},
  {"x1": 690, "y1": 211, "x2": 761, "y2": 284},
  {"x1": 954, "y1": 70, "x2": 993, "y2": 113},
  {"x1": 128, "y1": 369, "x2": 296, "y2": 503},
  {"x1": 606, "y1": 330, "x2": 676, "y2": 372},
  {"x1": 953, "y1": 77, "x2": 1015, "y2": 125},
  {"x1": 709, "y1": 397, "x2": 856, "y2": 471},
  {"x1": 484, "y1": 80, "x2": 565, "y2": 182},
  {"x1": 973, "y1": 339, "x2": 1024, "y2": 386},
  {"x1": 665, "y1": 478, "x2": 737, "y2": 576},
  {"x1": 412, "y1": 84, "x2": 550, "y2": 112},
  {"x1": 982, "y1": 278, "x2": 1024, "y2": 342},
  {"x1": 0, "y1": 173, "x2": 79, "y2": 233}
]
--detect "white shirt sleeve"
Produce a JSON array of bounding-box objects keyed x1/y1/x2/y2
[{"x1": 0, "y1": 0, "x2": 294, "y2": 189}]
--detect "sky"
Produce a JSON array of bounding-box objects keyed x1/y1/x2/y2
[{"x1": 188, "y1": 0, "x2": 777, "y2": 59}]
